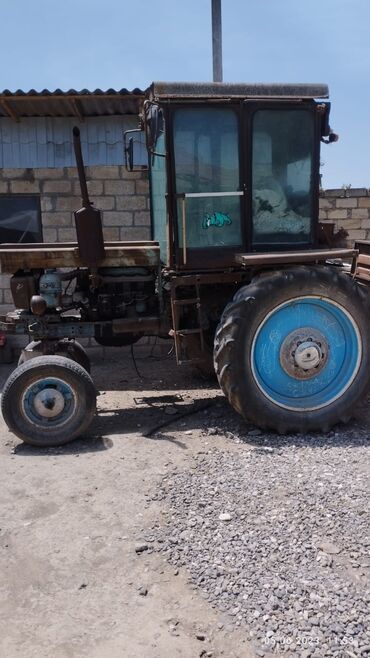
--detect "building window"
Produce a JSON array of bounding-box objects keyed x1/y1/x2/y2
[{"x1": 0, "y1": 196, "x2": 42, "y2": 243}]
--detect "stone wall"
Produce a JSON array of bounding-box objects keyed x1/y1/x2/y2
[
  {"x1": 0, "y1": 165, "x2": 150, "y2": 304},
  {"x1": 1, "y1": 174, "x2": 370, "y2": 306},
  {"x1": 319, "y1": 188, "x2": 370, "y2": 244}
]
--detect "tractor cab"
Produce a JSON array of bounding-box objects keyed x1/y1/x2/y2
[{"x1": 127, "y1": 82, "x2": 335, "y2": 270}]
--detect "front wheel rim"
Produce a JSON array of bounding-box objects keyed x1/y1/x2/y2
[
  {"x1": 21, "y1": 377, "x2": 77, "y2": 428},
  {"x1": 250, "y1": 296, "x2": 362, "y2": 411}
]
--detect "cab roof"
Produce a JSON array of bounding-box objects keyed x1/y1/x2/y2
[{"x1": 149, "y1": 81, "x2": 329, "y2": 101}]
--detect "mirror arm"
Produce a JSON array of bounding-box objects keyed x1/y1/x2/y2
[{"x1": 149, "y1": 148, "x2": 167, "y2": 158}]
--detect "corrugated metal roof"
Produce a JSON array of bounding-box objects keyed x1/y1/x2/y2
[
  {"x1": 0, "y1": 88, "x2": 146, "y2": 119},
  {"x1": 0, "y1": 88, "x2": 144, "y2": 95}
]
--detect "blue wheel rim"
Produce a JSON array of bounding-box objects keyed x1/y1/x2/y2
[
  {"x1": 251, "y1": 296, "x2": 361, "y2": 411},
  {"x1": 21, "y1": 377, "x2": 76, "y2": 427}
]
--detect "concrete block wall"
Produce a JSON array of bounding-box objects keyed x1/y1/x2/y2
[
  {"x1": 1, "y1": 176, "x2": 370, "y2": 307},
  {"x1": 319, "y1": 188, "x2": 370, "y2": 244},
  {"x1": 0, "y1": 165, "x2": 150, "y2": 304}
]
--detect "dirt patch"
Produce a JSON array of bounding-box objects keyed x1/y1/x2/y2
[{"x1": 0, "y1": 346, "x2": 254, "y2": 658}]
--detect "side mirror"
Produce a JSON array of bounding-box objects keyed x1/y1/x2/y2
[
  {"x1": 123, "y1": 128, "x2": 145, "y2": 172},
  {"x1": 145, "y1": 104, "x2": 165, "y2": 154},
  {"x1": 126, "y1": 137, "x2": 134, "y2": 171}
]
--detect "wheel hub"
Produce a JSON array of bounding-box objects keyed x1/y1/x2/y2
[
  {"x1": 33, "y1": 388, "x2": 66, "y2": 418},
  {"x1": 280, "y1": 327, "x2": 328, "y2": 380},
  {"x1": 294, "y1": 341, "x2": 322, "y2": 369}
]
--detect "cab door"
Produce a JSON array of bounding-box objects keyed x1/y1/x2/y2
[{"x1": 171, "y1": 105, "x2": 245, "y2": 268}]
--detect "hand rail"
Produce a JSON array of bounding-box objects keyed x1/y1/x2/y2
[{"x1": 175, "y1": 191, "x2": 243, "y2": 198}]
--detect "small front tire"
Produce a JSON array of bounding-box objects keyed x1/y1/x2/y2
[{"x1": 1, "y1": 355, "x2": 96, "y2": 447}]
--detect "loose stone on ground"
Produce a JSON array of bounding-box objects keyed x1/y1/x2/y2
[{"x1": 151, "y1": 431, "x2": 370, "y2": 657}]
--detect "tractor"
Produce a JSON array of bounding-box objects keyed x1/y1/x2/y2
[{"x1": 1, "y1": 81, "x2": 370, "y2": 447}]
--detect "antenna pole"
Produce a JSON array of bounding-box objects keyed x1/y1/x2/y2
[{"x1": 212, "y1": 0, "x2": 223, "y2": 82}]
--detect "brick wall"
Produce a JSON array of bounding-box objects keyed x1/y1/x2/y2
[
  {"x1": 0, "y1": 165, "x2": 150, "y2": 304},
  {"x1": 319, "y1": 188, "x2": 370, "y2": 244}
]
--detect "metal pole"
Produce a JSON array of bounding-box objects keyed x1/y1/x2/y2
[{"x1": 212, "y1": 0, "x2": 223, "y2": 82}]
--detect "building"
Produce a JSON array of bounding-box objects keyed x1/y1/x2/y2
[
  {"x1": 1, "y1": 86, "x2": 370, "y2": 313},
  {"x1": 0, "y1": 88, "x2": 150, "y2": 307}
]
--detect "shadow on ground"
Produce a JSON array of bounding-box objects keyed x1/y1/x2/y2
[{"x1": 2, "y1": 344, "x2": 370, "y2": 455}]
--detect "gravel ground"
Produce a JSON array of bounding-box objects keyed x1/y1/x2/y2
[
  {"x1": 150, "y1": 426, "x2": 370, "y2": 658},
  {"x1": 0, "y1": 345, "x2": 369, "y2": 658}
]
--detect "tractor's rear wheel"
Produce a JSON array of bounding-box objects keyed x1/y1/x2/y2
[
  {"x1": 214, "y1": 266, "x2": 370, "y2": 433},
  {"x1": 1, "y1": 355, "x2": 96, "y2": 447}
]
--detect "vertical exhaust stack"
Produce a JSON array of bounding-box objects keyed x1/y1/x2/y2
[{"x1": 72, "y1": 126, "x2": 106, "y2": 266}]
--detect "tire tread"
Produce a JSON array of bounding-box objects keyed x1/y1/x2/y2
[{"x1": 214, "y1": 266, "x2": 370, "y2": 433}]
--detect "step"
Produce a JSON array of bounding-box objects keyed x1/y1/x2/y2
[
  {"x1": 174, "y1": 328, "x2": 203, "y2": 336},
  {"x1": 172, "y1": 298, "x2": 200, "y2": 306}
]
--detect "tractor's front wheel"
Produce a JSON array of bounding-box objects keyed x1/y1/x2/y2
[
  {"x1": 214, "y1": 266, "x2": 370, "y2": 433},
  {"x1": 1, "y1": 356, "x2": 96, "y2": 447}
]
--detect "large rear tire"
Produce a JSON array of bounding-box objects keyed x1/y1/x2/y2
[
  {"x1": 214, "y1": 266, "x2": 370, "y2": 433},
  {"x1": 1, "y1": 355, "x2": 96, "y2": 447}
]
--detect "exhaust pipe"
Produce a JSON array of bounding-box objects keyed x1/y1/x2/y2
[{"x1": 72, "y1": 127, "x2": 105, "y2": 266}]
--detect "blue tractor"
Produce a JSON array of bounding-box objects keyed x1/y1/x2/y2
[{"x1": 1, "y1": 82, "x2": 369, "y2": 445}]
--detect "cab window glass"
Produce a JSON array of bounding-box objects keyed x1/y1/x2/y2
[
  {"x1": 173, "y1": 108, "x2": 242, "y2": 249},
  {"x1": 252, "y1": 109, "x2": 314, "y2": 245}
]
